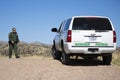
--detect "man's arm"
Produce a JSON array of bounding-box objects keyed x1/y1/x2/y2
[
  {"x1": 9, "y1": 32, "x2": 14, "y2": 44},
  {"x1": 17, "y1": 36, "x2": 20, "y2": 43},
  {"x1": 17, "y1": 34, "x2": 20, "y2": 43},
  {"x1": 9, "y1": 32, "x2": 12, "y2": 41}
]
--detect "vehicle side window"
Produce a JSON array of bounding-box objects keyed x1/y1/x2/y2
[
  {"x1": 58, "y1": 21, "x2": 66, "y2": 33},
  {"x1": 58, "y1": 22, "x2": 63, "y2": 32},
  {"x1": 64, "y1": 18, "x2": 72, "y2": 31}
]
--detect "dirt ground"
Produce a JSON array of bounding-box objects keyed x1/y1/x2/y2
[{"x1": 0, "y1": 57, "x2": 120, "y2": 80}]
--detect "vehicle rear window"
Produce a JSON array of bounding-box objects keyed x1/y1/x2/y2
[{"x1": 72, "y1": 18, "x2": 112, "y2": 30}]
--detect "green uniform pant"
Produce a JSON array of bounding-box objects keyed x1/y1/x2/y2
[{"x1": 9, "y1": 43, "x2": 19, "y2": 58}]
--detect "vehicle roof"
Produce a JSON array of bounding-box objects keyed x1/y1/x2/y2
[{"x1": 71, "y1": 16, "x2": 109, "y2": 19}]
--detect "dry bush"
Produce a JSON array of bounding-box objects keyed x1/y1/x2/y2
[
  {"x1": 0, "y1": 43, "x2": 52, "y2": 57},
  {"x1": 112, "y1": 48, "x2": 120, "y2": 65},
  {"x1": 0, "y1": 44, "x2": 9, "y2": 56}
]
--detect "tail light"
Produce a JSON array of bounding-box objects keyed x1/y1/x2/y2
[
  {"x1": 113, "y1": 31, "x2": 116, "y2": 43},
  {"x1": 67, "y1": 30, "x2": 72, "y2": 42}
]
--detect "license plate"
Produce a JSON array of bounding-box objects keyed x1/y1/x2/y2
[{"x1": 89, "y1": 37, "x2": 96, "y2": 41}]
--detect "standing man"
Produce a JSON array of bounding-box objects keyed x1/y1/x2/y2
[{"x1": 8, "y1": 27, "x2": 20, "y2": 58}]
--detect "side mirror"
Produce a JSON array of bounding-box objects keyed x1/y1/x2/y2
[{"x1": 51, "y1": 28, "x2": 58, "y2": 32}]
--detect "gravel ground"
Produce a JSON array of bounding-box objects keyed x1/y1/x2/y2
[{"x1": 0, "y1": 57, "x2": 120, "y2": 80}]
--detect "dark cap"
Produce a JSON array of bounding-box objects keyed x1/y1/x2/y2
[{"x1": 12, "y1": 27, "x2": 16, "y2": 31}]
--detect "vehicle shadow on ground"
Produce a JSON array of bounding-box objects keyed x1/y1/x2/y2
[{"x1": 60, "y1": 59, "x2": 104, "y2": 66}]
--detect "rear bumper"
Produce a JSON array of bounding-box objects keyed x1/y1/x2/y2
[{"x1": 64, "y1": 43, "x2": 116, "y2": 55}]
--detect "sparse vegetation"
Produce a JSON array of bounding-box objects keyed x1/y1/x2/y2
[
  {"x1": 112, "y1": 48, "x2": 120, "y2": 66},
  {"x1": 0, "y1": 41, "x2": 120, "y2": 66},
  {"x1": 0, "y1": 41, "x2": 52, "y2": 57}
]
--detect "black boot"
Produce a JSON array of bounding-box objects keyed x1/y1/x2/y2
[
  {"x1": 9, "y1": 56, "x2": 12, "y2": 59},
  {"x1": 16, "y1": 56, "x2": 20, "y2": 58}
]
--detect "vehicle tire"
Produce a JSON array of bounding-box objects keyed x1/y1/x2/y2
[
  {"x1": 61, "y1": 46, "x2": 70, "y2": 65},
  {"x1": 51, "y1": 45, "x2": 61, "y2": 60},
  {"x1": 102, "y1": 54, "x2": 112, "y2": 65}
]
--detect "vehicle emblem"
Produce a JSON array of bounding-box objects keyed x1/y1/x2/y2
[{"x1": 91, "y1": 33, "x2": 96, "y2": 36}]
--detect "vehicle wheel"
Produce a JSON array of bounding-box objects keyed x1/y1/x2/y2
[
  {"x1": 51, "y1": 45, "x2": 61, "y2": 60},
  {"x1": 61, "y1": 47, "x2": 70, "y2": 65},
  {"x1": 102, "y1": 54, "x2": 112, "y2": 65}
]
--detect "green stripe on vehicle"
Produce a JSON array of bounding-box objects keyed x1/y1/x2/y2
[
  {"x1": 75, "y1": 42, "x2": 90, "y2": 46},
  {"x1": 96, "y1": 42, "x2": 108, "y2": 46},
  {"x1": 74, "y1": 42, "x2": 108, "y2": 46}
]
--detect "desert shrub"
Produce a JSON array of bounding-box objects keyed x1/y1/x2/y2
[
  {"x1": 112, "y1": 49, "x2": 120, "y2": 66},
  {"x1": 0, "y1": 43, "x2": 52, "y2": 57}
]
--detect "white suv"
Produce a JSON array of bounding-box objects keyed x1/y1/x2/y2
[{"x1": 51, "y1": 16, "x2": 116, "y2": 65}]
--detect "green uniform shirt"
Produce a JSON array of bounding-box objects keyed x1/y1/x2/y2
[{"x1": 9, "y1": 32, "x2": 19, "y2": 43}]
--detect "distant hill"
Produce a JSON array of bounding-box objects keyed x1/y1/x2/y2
[
  {"x1": 0, "y1": 41, "x2": 7, "y2": 45},
  {"x1": 30, "y1": 41, "x2": 51, "y2": 47}
]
